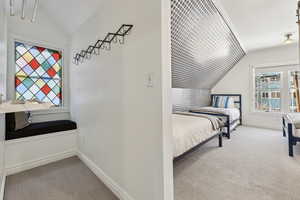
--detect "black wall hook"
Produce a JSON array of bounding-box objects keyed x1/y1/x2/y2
[{"x1": 73, "y1": 24, "x2": 133, "y2": 65}]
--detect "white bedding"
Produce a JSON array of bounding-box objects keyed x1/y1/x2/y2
[
  {"x1": 295, "y1": 129, "x2": 300, "y2": 137},
  {"x1": 172, "y1": 113, "x2": 219, "y2": 158},
  {"x1": 286, "y1": 113, "x2": 300, "y2": 137},
  {"x1": 198, "y1": 107, "x2": 240, "y2": 123}
]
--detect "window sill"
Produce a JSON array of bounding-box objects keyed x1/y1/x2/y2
[
  {"x1": 30, "y1": 107, "x2": 69, "y2": 116},
  {"x1": 250, "y1": 111, "x2": 284, "y2": 117}
]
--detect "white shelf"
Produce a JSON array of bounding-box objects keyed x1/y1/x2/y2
[{"x1": 0, "y1": 101, "x2": 53, "y2": 114}]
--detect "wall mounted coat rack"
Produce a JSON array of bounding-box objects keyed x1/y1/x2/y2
[{"x1": 73, "y1": 24, "x2": 133, "y2": 65}]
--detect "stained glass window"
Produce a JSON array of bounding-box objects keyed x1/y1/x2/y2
[{"x1": 15, "y1": 42, "x2": 62, "y2": 106}]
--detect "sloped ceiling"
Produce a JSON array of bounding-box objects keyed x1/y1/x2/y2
[
  {"x1": 40, "y1": 0, "x2": 102, "y2": 35},
  {"x1": 6, "y1": 0, "x2": 102, "y2": 35},
  {"x1": 171, "y1": 0, "x2": 246, "y2": 89}
]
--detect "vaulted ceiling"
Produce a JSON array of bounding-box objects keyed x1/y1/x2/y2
[
  {"x1": 7, "y1": 0, "x2": 298, "y2": 90},
  {"x1": 7, "y1": 0, "x2": 296, "y2": 49},
  {"x1": 40, "y1": 0, "x2": 102, "y2": 35},
  {"x1": 171, "y1": 0, "x2": 245, "y2": 89},
  {"x1": 219, "y1": 0, "x2": 298, "y2": 51},
  {"x1": 6, "y1": 0, "x2": 102, "y2": 35},
  {"x1": 171, "y1": 0, "x2": 297, "y2": 89}
]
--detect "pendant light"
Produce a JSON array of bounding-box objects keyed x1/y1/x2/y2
[
  {"x1": 9, "y1": 0, "x2": 15, "y2": 16},
  {"x1": 31, "y1": 0, "x2": 39, "y2": 22},
  {"x1": 10, "y1": 0, "x2": 39, "y2": 23},
  {"x1": 21, "y1": 0, "x2": 26, "y2": 19}
]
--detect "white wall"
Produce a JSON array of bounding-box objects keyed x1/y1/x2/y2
[
  {"x1": 0, "y1": 0, "x2": 7, "y2": 197},
  {"x1": 70, "y1": 0, "x2": 173, "y2": 199},
  {"x1": 161, "y1": 0, "x2": 174, "y2": 198},
  {"x1": 7, "y1": 9, "x2": 71, "y2": 122},
  {"x1": 213, "y1": 44, "x2": 298, "y2": 130},
  {"x1": 0, "y1": 1, "x2": 7, "y2": 99}
]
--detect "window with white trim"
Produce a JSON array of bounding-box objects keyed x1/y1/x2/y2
[
  {"x1": 289, "y1": 71, "x2": 300, "y2": 112},
  {"x1": 253, "y1": 64, "x2": 300, "y2": 113},
  {"x1": 255, "y1": 72, "x2": 281, "y2": 112}
]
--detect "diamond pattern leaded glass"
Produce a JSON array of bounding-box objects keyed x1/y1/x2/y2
[{"x1": 15, "y1": 42, "x2": 62, "y2": 106}]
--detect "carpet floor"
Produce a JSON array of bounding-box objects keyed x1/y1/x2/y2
[
  {"x1": 174, "y1": 126, "x2": 300, "y2": 200},
  {"x1": 4, "y1": 156, "x2": 118, "y2": 200}
]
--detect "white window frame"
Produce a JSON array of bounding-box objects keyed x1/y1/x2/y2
[
  {"x1": 251, "y1": 62, "x2": 300, "y2": 114},
  {"x1": 8, "y1": 34, "x2": 69, "y2": 114}
]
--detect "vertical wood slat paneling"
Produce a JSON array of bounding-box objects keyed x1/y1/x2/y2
[
  {"x1": 172, "y1": 88, "x2": 211, "y2": 112},
  {"x1": 171, "y1": 0, "x2": 246, "y2": 89}
]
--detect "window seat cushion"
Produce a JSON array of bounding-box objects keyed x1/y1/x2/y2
[{"x1": 6, "y1": 120, "x2": 77, "y2": 140}]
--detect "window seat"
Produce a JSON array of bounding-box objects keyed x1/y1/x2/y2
[{"x1": 5, "y1": 113, "x2": 77, "y2": 140}]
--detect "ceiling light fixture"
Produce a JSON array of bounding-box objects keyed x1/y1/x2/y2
[
  {"x1": 9, "y1": 0, "x2": 14, "y2": 16},
  {"x1": 21, "y1": 0, "x2": 26, "y2": 20},
  {"x1": 284, "y1": 33, "x2": 295, "y2": 44},
  {"x1": 31, "y1": 0, "x2": 39, "y2": 23}
]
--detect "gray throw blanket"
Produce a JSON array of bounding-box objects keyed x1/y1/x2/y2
[
  {"x1": 190, "y1": 108, "x2": 228, "y2": 116},
  {"x1": 174, "y1": 112, "x2": 225, "y2": 130}
]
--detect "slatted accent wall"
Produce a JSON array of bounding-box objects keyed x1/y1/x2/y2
[
  {"x1": 172, "y1": 88, "x2": 211, "y2": 112},
  {"x1": 171, "y1": 0, "x2": 246, "y2": 89}
]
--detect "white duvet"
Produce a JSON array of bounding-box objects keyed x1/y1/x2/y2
[
  {"x1": 172, "y1": 114, "x2": 219, "y2": 158},
  {"x1": 198, "y1": 107, "x2": 240, "y2": 123}
]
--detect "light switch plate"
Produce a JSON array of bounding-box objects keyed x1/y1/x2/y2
[{"x1": 146, "y1": 73, "x2": 154, "y2": 88}]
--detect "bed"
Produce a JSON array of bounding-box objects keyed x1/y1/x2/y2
[
  {"x1": 172, "y1": 112, "x2": 224, "y2": 159},
  {"x1": 189, "y1": 94, "x2": 242, "y2": 139}
]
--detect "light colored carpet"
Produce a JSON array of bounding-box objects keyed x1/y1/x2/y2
[
  {"x1": 174, "y1": 126, "x2": 300, "y2": 200},
  {"x1": 4, "y1": 156, "x2": 118, "y2": 200}
]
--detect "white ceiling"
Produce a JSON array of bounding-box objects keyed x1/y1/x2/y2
[
  {"x1": 219, "y1": 0, "x2": 298, "y2": 51},
  {"x1": 7, "y1": 0, "x2": 102, "y2": 35},
  {"x1": 40, "y1": 0, "x2": 102, "y2": 35},
  {"x1": 43, "y1": 0, "x2": 298, "y2": 50},
  {"x1": 7, "y1": 0, "x2": 298, "y2": 51}
]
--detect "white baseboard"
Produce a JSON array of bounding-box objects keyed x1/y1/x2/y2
[
  {"x1": 3, "y1": 151, "x2": 135, "y2": 200},
  {"x1": 77, "y1": 151, "x2": 134, "y2": 200},
  {"x1": 5, "y1": 130, "x2": 78, "y2": 176},
  {"x1": 5, "y1": 149, "x2": 76, "y2": 176},
  {"x1": 0, "y1": 175, "x2": 5, "y2": 200},
  {"x1": 1, "y1": 132, "x2": 135, "y2": 200}
]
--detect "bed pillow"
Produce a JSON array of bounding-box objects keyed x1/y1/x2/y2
[
  {"x1": 14, "y1": 112, "x2": 31, "y2": 131},
  {"x1": 212, "y1": 96, "x2": 235, "y2": 108},
  {"x1": 227, "y1": 97, "x2": 235, "y2": 108}
]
